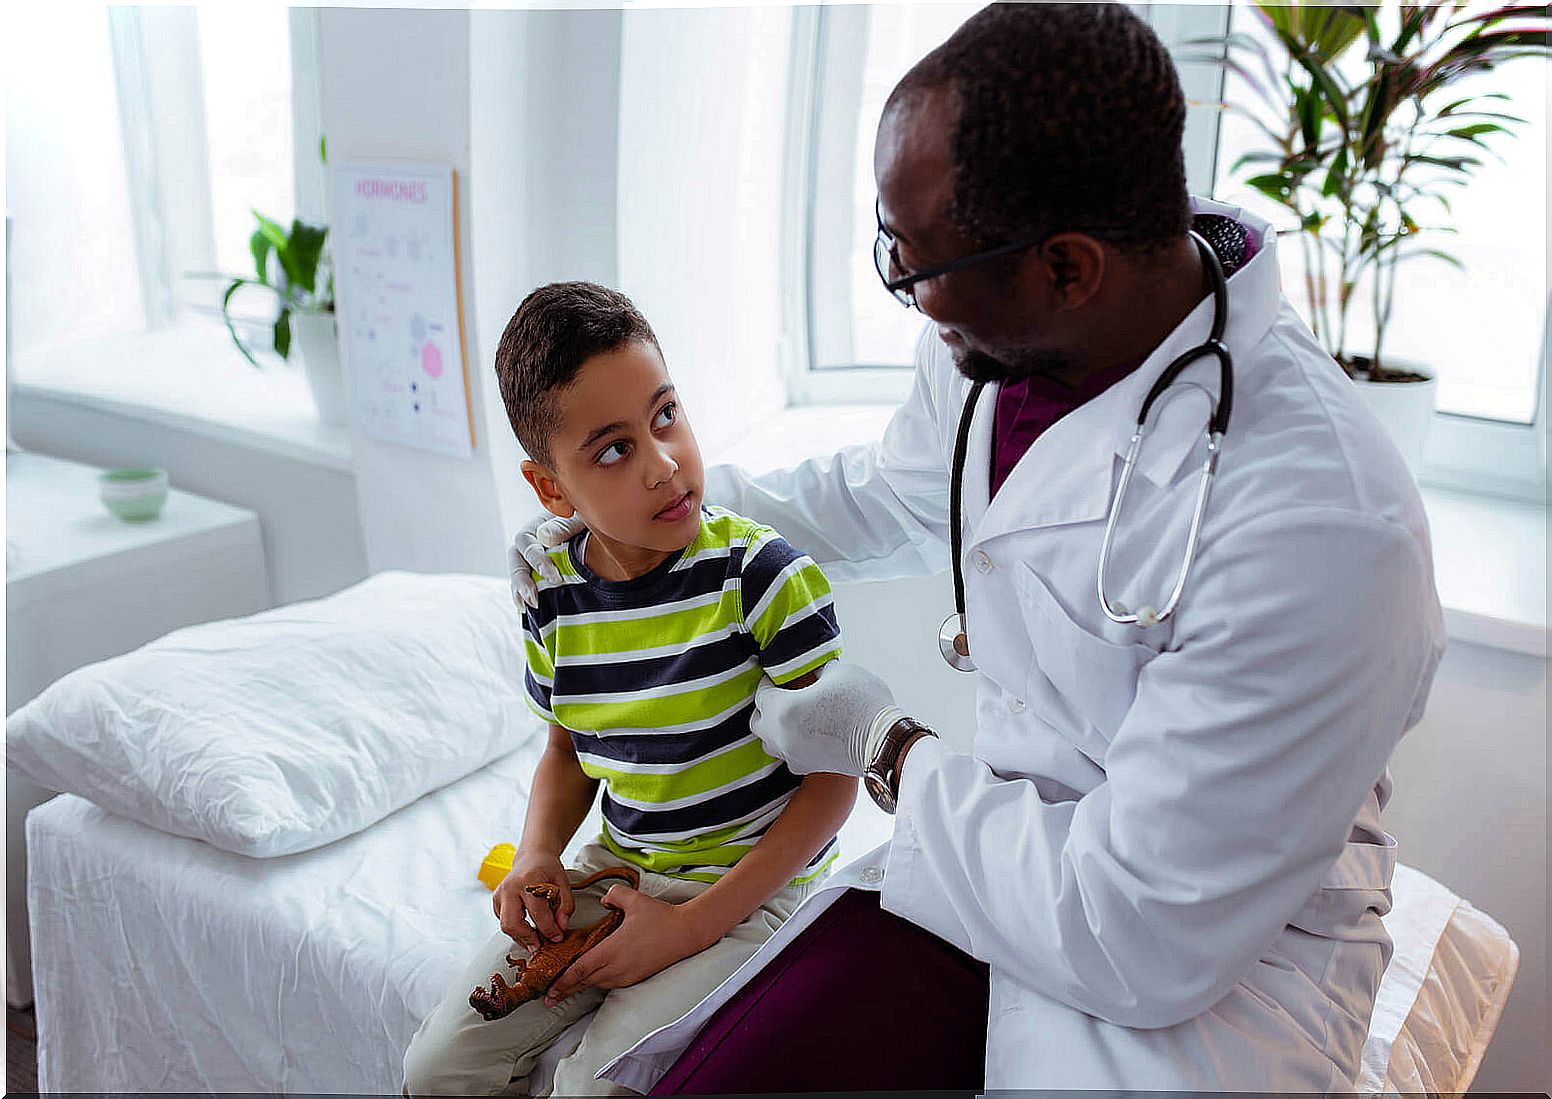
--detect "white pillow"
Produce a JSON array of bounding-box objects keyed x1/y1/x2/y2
[{"x1": 7, "y1": 571, "x2": 544, "y2": 857}]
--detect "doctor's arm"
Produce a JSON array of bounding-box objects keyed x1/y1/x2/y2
[{"x1": 882, "y1": 508, "x2": 1440, "y2": 1029}]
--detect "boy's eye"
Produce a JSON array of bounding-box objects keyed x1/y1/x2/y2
[
  {"x1": 653, "y1": 402, "x2": 678, "y2": 429},
  {"x1": 596, "y1": 441, "x2": 629, "y2": 467}
]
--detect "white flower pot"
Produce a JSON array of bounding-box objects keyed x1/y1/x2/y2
[
  {"x1": 1353, "y1": 360, "x2": 1436, "y2": 477},
  {"x1": 291, "y1": 311, "x2": 347, "y2": 427}
]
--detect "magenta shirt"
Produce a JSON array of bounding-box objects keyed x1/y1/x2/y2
[{"x1": 989, "y1": 357, "x2": 1143, "y2": 498}]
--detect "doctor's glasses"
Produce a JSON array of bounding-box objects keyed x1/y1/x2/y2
[
  {"x1": 872, "y1": 200, "x2": 1130, "y2": 309},
  {"x1": 873, "y1": 200, "x2": 1048, "y2": 309}
]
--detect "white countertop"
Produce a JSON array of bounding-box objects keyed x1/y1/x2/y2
[{"x1": 6, "y1": 450, "x2": 263, "y2": 608}]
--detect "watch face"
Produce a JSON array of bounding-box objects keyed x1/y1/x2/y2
[{"x1": 864, "y1": 770, "x2": 895, "y2": 813}]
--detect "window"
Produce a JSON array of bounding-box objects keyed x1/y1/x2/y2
[
  {"x1": 782, "y1": 4, "x2": 1228, "y2": 405},
  {"x1": 7, "y1": 5, "x2": 323, "y2": 377}
]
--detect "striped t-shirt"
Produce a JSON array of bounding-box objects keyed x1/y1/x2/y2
[{"x1": 522, "y1": 505, "x2": 844, "y2": 884}]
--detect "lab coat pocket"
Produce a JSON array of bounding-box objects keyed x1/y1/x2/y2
[{"x1": 1015, "y1": 562, "x2": 1155, "y2": 755}]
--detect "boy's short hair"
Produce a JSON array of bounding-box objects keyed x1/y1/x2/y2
[{"x1": 494, "y1": 281, "x2": 661, "y2": 465}]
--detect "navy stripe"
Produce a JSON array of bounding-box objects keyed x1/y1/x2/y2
[
  {"x1": 555, "y1": 631, "x2": 757, "y2": 695},
  {"x1": 739, "y1": 537, "x2": 804, "y2": 614},
  {"x1": 569, "y1": 706, "x2": 755, "y2": 765},
  {"x1": 758, "y1": 604, "x2": 841, "y2": 671},
  {"x1": 524, "y1": 668, "x2": 553, "y2": 715},
  {"x1": 529, "y1": 551, "x2": 743, "y2": 628},
  {"x1": 602, "y1": 766, "x2": 802, "y2": 838}
]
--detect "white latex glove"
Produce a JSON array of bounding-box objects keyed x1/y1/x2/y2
[
  {"x1": 507, "y1": 511, "x2": 588, "y2": 609},
  {"x1": 750, "y1": 662, "x2": 905, "y2": 777}
]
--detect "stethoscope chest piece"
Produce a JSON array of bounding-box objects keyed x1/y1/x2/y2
[{"x1": 939, "y1": 612, "x2": 977, "y2": 672}]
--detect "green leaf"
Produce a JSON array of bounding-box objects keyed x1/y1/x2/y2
[
  {"x1": 319, "y1": 134, "x2": 328, "y2": 164},
  {"x1": 220, "y1": 278, "x2": 267, "y2": 369},
  {"x1": 274, "y1": 307, "x2": 293, "y2": 360},
  {"x1": 1398, "y1": 247, "x2": 1465, "y2": 270},
  {"x1": 1322, "y1": 144, "x2": 1350, "y2": 197},
  {"x1": 286, "y1": 220, "x2": 329, "y2": 297},
  {"x1": 1246, "y1": 171, "x2": 1299, "y2": 204},
  {"x1": 249, "y1": 229, "x2": 274, "y2": 284},
  {"x1": 252, "y1": 209, "x2": 302, "y2": 291}
]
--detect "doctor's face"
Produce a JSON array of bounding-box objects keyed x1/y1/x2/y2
[{"x1": 874, "y1": 86, "x2": 1081, "y2": 384}]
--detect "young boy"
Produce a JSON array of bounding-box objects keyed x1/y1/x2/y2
[{"x1": 402, "y1": 282, "x2": 856, "y2": 1097}]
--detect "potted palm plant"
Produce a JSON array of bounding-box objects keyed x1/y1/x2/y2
[{"x1": 1200, "y1": 1, "x2": 1548, "y2": 470}]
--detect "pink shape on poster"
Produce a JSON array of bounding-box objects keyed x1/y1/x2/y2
[{"x1": 421, "y1": 341, "x2": 444, "y2": 379}]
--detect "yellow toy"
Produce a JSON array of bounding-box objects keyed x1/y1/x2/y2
[{"x1": 478, "y1": 843, "x2": 516, "y2": 891}]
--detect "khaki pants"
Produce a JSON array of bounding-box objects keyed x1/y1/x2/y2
[{"x1": 402, "y1": 842, "x2": 812, "y2": 1097}]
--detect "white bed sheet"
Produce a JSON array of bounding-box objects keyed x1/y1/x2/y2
[
  {"x1": 29, "y1": 752, "x2": 1518, "y2": 1095},
  {"x1": 27, "y1": 739, "x2": 582, "y2": 1095}
]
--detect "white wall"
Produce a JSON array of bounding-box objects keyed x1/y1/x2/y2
[{"x1": 317, "y1": 8, "x2": 509, "y2": 577}]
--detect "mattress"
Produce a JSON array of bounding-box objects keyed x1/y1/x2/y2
[{"x1": 28, "y1": 753, "x2": 1516, "y2": 1095}]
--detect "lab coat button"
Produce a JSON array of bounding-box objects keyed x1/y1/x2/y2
[
  {"x1": 973, "y1": 550, "x2": 993, "y2": 573},
  {"x1": 1008, "y1": 696, "x2": 1027, "y2": 713},
  {"x1": 860, "y1": 866, "x2": 884, "y2": 885}
]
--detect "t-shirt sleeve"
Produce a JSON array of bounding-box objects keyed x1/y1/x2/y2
[
  {"x1": 521, "y1": 604, "x2": 558, "y2": 723},
  {"x1": 740, "y1": 529, "x2": 843, "y2": 685}
]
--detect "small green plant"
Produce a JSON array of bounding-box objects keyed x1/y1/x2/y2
[
  {"x1": 211, "y1": 212, "x2": 334, "y2": 368},
  {"x1": 1195, "y1": 1, "x2": 1548, "y2": 379}
]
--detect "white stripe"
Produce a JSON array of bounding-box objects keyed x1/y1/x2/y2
[
  {"x1": 602, "y1": 759, "x2": 784, "y2": 813},
  {"x1": 554, "y1": 621, "x2": 745, "y2": 666},
  {"x1": 761, "y1": 636, "x2": 842, "y2": 681},
  {"x1": 557, "y1": 657, "x2": 758, "y2": 708},
  {"x1": 574, "y1": 732, "x2": 761, "y2": 776},
  {"x1": 743, "y1": 554, "x2": 819, "y2": 630},
  {"x1": 671, "y1": 542, "x2": 737, "y2": 570}
]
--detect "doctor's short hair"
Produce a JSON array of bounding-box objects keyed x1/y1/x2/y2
[
  {"x1": 494, "y1": 281, "x2": 662, "y2": 466},
  {"x1": 892, "y1": 1, "x2": 1191, "y2": 255}
]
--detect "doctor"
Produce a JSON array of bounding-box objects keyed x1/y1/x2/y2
[{"x1": 511, "y1": 3, "x2": 1444, "y2": 1091}]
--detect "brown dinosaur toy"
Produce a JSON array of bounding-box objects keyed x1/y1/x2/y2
[{"x1": 469, "y1": 865, "x2": 641, "y2": 1021}]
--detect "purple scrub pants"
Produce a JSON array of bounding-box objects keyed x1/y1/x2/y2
[{"x1": 649, "y1": 888, "x2": 990, "y2": 1094}]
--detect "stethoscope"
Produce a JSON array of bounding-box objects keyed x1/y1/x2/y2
[{"x1": 939, "y1": 230, "x2": 1235, "y2": 672}]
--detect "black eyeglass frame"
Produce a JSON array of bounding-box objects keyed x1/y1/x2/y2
[{"x1": 873, "y1": 199, "x2": 1128, "y2": 309}]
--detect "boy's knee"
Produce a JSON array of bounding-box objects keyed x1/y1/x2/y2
[{"x1": 401, "y1": 1023, "x2": 463, "y2": 1097}]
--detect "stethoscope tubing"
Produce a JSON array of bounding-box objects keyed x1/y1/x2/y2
[{"x1": 944, "y1": 230, "x2": 1233, "y2": 668}]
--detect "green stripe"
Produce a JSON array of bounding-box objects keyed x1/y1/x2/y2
[
  {"x1": 523, "y1": 636, "x2": 554, "y2": 678},
  {"x1": 558, "y1": 665, "x2": 761, "y2": 729},
  {"x1": 552, "y1": 591, "x2": 741, "y2": 656},
  {"x1": 597, "y1": 827, "x2": 838, "y2": 886}
]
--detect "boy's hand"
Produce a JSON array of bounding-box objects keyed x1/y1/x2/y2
[
  {"x1": 493, "y1": 850, "x2": 575, "y2": 953},
  {"x1": 542, "y1": 885, "x2": 711, "y2": 1007}
]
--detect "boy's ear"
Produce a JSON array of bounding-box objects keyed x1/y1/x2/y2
[{"x1": 520, "y1": 459, "x2": 576, "y2": 520}]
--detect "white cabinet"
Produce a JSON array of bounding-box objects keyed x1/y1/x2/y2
[{"x1": 6, "y1": 450, "x2": 270, "y2": 1006}]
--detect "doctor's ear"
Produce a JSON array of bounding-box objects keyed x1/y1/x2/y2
[
  {"x1": 1036, "y1": 233, "x2": 1106, "y2": 312},
  {"x1": 520, "y1": 460, "x2": 577, "y2": 520}
]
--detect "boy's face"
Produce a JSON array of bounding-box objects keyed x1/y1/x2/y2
[{"x1": 521, "y1": 340, "x2": 705, "y2": 564}]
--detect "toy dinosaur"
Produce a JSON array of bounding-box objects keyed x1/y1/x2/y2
[{"x1": 469, "y1": 865, "x2": 640, "y2": 1020}]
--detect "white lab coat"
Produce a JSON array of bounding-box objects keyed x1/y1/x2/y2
[{"x1": 602, "y1": 198, "x2": 1445, "y2": 1092}]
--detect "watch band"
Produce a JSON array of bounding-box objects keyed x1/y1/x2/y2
[{"x1": 863, "y1": 717, "x2": 937, "y2": 814}]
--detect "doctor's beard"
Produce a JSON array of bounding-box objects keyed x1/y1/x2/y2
[{"x1": 952, "y1": 343, "x2": 1082, "y2": 388}]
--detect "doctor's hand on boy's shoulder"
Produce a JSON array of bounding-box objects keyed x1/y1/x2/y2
[
  {"x1": 493, "y1": 848, "x2": 575, "y2": 953},
  {"x1": 541, "y1": 884, "x2": 717, "y2": 1008}
]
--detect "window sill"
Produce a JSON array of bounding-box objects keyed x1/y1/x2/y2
[
  {"x1": 13, "y1": 322, "x2": 353, "y2": 473},
  {"x1": 715, "y1": 406, "x2": 1549, "y2": 660}
]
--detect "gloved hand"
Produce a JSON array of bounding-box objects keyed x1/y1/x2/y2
[
  {"x1": 750, "y1": 662, "x2": 904, "y2": 777},
  {"x1": 508, "y1": 511, "x2": 588, "y2": 609}
]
